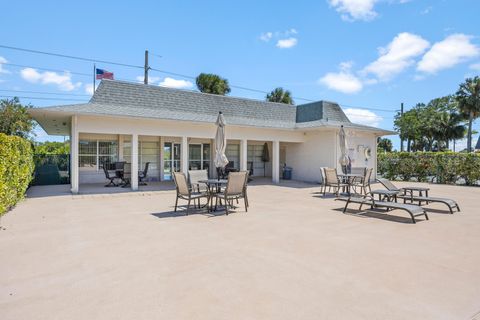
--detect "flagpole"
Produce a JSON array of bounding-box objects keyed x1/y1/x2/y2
[{"x1": 93, "y1": 63, "x2": 96, "y2": 96}]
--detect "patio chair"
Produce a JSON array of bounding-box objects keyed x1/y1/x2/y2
[
  {"x1": 138, "y1": 162, "x2": 150, "y2": 186},
  {"x1": 103, "y1": 164, "x2": 119, "y2": 187},
  {"x1": 338, "y1": 194, "x2": 429, "y2": 224},
  {"x1": 352, "y1": 167, "x2": 373, "y2": 195},
  {"x1": 221, "y1": 161, "x2": 238, "y2": 179},
  {"x1": 172, "y1": 172, "x2": 209, "y2": 215},
  {"x1": 377, "y1": 178, "x2": 460, "y2": 214},
  {"x1": 319, "y1": 167, "x2": 328, "y2": 193},
  {"x1": 247, "y1": 161, "x2": 254, "y2": 182},
  {"x1": 214, "y1": 171, "x2": 249, "y2": 215},
  {"x1": 188, "y1": 169, "x2": 209, "y2": 208},
  {"x1": 323, "y1": 168, "x2": 348, "y2": 197}
]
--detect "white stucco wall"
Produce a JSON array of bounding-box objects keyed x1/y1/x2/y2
[
  {"x1": 284, "y1": 129, "x2": 378, "y2": 183},
  {"x1": 72, "y1": 114, "x2": 380, "y2": 187},
  {"x1": 284, "y1": 130, "x2": 337, "y2": 183}
]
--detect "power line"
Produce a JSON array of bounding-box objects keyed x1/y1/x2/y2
[
  {"x1": 2, "y1": 62, "x2": 133, "y2": 83},
  {"x1": 2, "y1": 62, "x2": 91, "y2": 77},
  {"x1": 0, "y1": 44, "x2": 398, "y2": 113},
  {"x1": 0, "y1": 89, "x2": 90, "y2": 97},
  {"x1": 0, "y1": 95, "x2": 88, "y2": 102},
  {"x1": 0, "y1": 45, "x2": 143, "y2": 69}
]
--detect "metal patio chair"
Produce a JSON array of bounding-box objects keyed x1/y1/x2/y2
[
  {"x1": 172, "y1": 172, "x2": 209, "y2": 215},
  {"x1": 323, "y1": 168, "x2": 348, "y2": 197},
  {"x1": 214, "y1": 171, "x2": 249, "y2": 215},
  {"x1": 138, "y1": 162, "x2": 150, "y2": 185}
]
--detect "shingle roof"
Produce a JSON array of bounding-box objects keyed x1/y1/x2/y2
[{"x1": 30, "y1": 80, "x2": 394, "y2": 134}]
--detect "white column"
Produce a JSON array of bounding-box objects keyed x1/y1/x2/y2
[
  {"x1": 159, "y1": 136, "x2": 165, "y2": 181},
  {"x1": 181, "y1": 136, "x2": 188, "y2": 174},
  {"x1": 70, "y1": 115, "x2": 79, "y2": 194},
  {"x1": 272, "y1": 140, "x2": 280, "y2": 183},
  {"x1": 131, "y1": 134, "x2": 139, "y2": 191},
  {"x1": 240, "y1": 139, "x2": 248, "y2": 172},
  {"x1": 118, "y1": 135, "x2": 124, "y2": 161}
]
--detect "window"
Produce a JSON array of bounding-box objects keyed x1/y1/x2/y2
[
  {"x1": 139, "y1": 141, "x2": 159, "y2": 172},
  {"x1": 98, "y1": 141, "x2": 118, "y2": 168},
  {"x1": 225, "y1": 144, "x2": 240, "y2": 170},
  {"x1": 123, "y1": 140, "x2": 160, "y2": 172},
  {"x1": 188, "y1": 143, "x2": 210, "y2": 171},
  {"x1": 248, "y1": 144, "x2": 268, "y2": 176},
  {"x1": 79, "y1": 141, "x2": 97, "y2": 170},
  {"x1": 79, "y1": 140, "x2": 118, "y2": 171}
]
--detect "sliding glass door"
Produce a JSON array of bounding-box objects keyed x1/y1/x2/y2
[{"x1": 163, "y1": 142, "x2": 181, "y2": 180}]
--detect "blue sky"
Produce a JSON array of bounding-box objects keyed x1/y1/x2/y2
[{"x1": 0, "y1": 0, "x2": 479, "y2": 149}]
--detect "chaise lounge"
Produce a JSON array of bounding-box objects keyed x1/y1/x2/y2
[
  {"x1": 339, "y1": 194, "x2": 429, "y2": 224},
  {"x1": 377, "y1": 178, "x2": 460, "y2": 214}
]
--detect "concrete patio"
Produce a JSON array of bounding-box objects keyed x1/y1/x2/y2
[{"x1": 1, "y1": 180, "x2": 480, "y2": 319}]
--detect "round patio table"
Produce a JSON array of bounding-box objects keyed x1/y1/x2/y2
[
  {"x1": 337, "y1": 173, "x2": 364, "y2": 195},
  {"x1": 199, "y1": 179, "x2": 228, "y2": 211}
]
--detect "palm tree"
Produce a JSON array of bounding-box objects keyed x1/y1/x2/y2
[
  {"x1": 437, "y1": 111, "x2": 466, "y2": 150},
  {"x1": 195, "y1": 73, "x2": 231, "y2": 95},
  {"x1": 266, "y1": 87, "x2": 294, "y2": 105},
  {"x1": 456, "y1": 77, "x2": 480, "y2": 152}
]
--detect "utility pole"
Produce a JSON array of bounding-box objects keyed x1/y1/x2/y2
[
  {"x1": 144, "y1": 50, "x2": 149, "y2": 84},
  {"x1": 400, "y1": 102, "x2": 404, "y2": 152}
]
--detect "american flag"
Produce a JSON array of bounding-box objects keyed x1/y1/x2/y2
[{"x1": 96, "y1": 68, "x2": 114, "y2": 80}]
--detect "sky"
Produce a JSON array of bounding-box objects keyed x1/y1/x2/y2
[{"x1": 0, "y1": 0, "x2": 479, "y2": 150}]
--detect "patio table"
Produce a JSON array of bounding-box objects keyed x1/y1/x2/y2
[
  {"x1": 199, "y1": 179, "x2": 228, "y2": 211},
  {"x1": 401, "y1": 186, "x2": 430, "y2": 205},
  {"x1": 371, "y1": 189, "x2": 399, "y2": 202},
  {"x1": 337, "y1": 173, "x2": 364, "y2": 195}
]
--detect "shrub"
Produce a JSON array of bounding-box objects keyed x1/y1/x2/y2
[
  {"x1": 377, "y1": 152, "x2": 480, "y2": 186},
  {"x1": 0, "y1": 133, "x2": 34, "y2": 215}
]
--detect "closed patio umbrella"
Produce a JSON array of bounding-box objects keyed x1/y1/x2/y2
[
  {"x1": 339, "y1": 125, "x2": 350, "y2": 174},
  {"x1": 261, "y1": 142, "x2": 270, "y2": 177},
  {"x1": 214, "y1": 112, "x2": 229, "y2": 179}
]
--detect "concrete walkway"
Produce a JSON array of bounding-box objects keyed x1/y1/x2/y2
[{"x1": 1, "y1": 181, "x2": 480, "y2": 319}]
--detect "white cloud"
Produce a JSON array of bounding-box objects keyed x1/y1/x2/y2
[
  {"x1": 417, "y1": 34, "x2": 480, "y2": 74},
  {"x1": 276, "y1": 37, "x2": 298, "y2": 49},
  {"x1": 319, "y1": 62, "x2": 363, "y2": 94},
  {"x1": 135, "y1": 75, "x2": 161, "y2": 84},
  {"x1": 260, "y1": 29, "x2": 299, "y2": 48},
  {"x1": 328, "y1": 0, "x2": 378, "y2": 21},
  {"x1": 362, "y1": 32, "x2": 430, "y2": 81},
  {"x1": 0, "y1": 56, "x2": 10, "y2": 74},
  {"x1": 420, "y1": 6, "x2": 432, "y2": 15},
  {"x1": 344, "y1": 108, "x2": 383, "y2": 127},
  {"x1": 20, "y1": 68, "x2": 81, "y2": 91},
  {"x1": 260, "y1": 32, "x2": 273, "y2": 42},
  {"x1": 159, "y1": 77, "x2": 193, "y2": 89},
  {"x1": 470, "y1": 62, "x2": 480, "y2": 71}
]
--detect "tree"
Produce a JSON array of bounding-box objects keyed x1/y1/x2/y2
[
  {"x1": 0, "y1": 97, "x2": 35, "y2": 138},
  {"x1": 456, "y1": 76, "x2": 480, "y2": 152},
  {"x1": 377, "y1": 137, "x2": 393, "y2": 153},
  {"x1": 394, "y1": 104, "x2": 422, "y2": 151},
  {"x1": 394, "y1": 97, "x2": 467, "y2": 152},
  {"x1": 195, "y1": 73, "x2": 231, "y2": 95},
  {"x1": 430, "y1": 96, "x2": 466, "y2": 150},
  {"x1": 34, "y1": 141, "x2": 70, "y2": 154},
  {"x1": 266, "y1": 87, "x2": 294, "y2": 105}
]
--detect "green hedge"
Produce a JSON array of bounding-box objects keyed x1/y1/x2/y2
[
  {"x1": 0, "y1": 134, "x2": 34, "y2": 215},
  {"x1": 378, "y1": 152, "x2": 480, "y2": 185}
]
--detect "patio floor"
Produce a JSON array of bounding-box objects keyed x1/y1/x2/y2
[{"x1": 1, "y1": 180, "x2": 480, "y2": 319}]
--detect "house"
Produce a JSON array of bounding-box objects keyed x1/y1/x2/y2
[{"x1": 29, "y1": 80, "x2": 394, "y2": 193}]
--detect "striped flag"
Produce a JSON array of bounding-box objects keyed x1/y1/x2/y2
[{"x1": 96, "y1": 68, "x2": 114, "y2": 80}]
